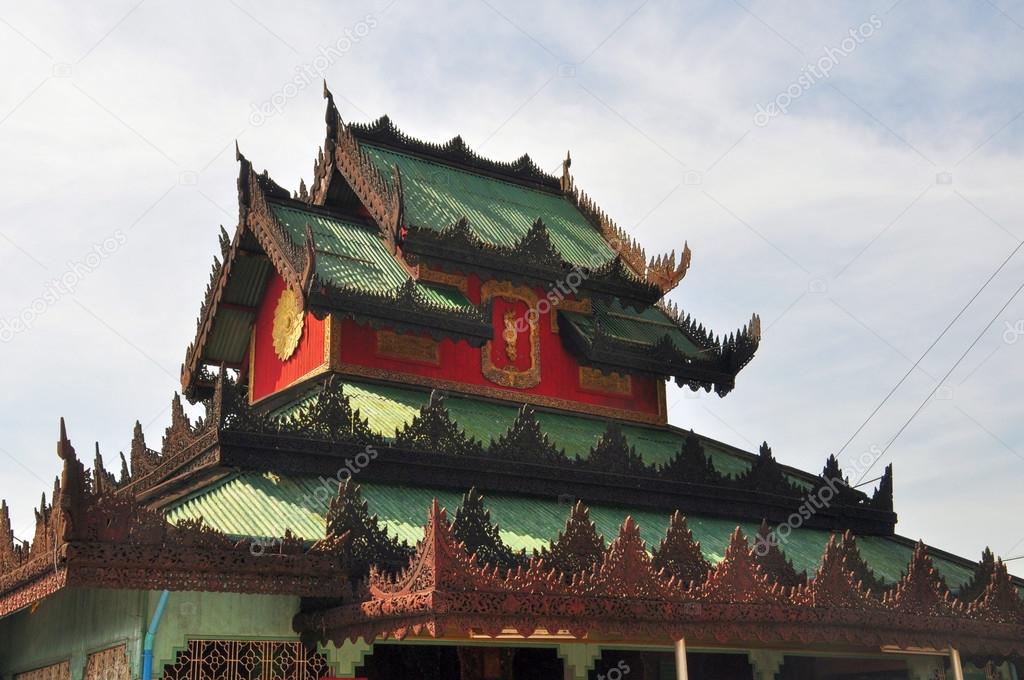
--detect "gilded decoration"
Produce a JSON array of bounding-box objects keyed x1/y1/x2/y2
[
  {"x1": 272, "y1": 287, "x2": 304, "y2": 360},
  {"x1": 376, "y1": 329, "x2": 440, "y2": 365},
  {"x1": 84, "y1": 645, "x2": 129, "y2": 680},
  {"x1": 579, "y1": 365, "x2": 632, "y2": 396},
  {"x1": 479, "y1": 281, "x2": 540, "y2": 389},
  {"x1": 502, "y1": 311, "x2": 518, "y2": 361}
]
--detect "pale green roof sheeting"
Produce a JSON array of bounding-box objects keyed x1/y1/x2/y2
[{"x1": 165, "y1": 472, "x2": 975, "y2": 588}]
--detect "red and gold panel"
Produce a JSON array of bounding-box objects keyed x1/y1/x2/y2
[
  {"x1": 247, "y1": 270, "x2": 664, "y2": 422},
  {"x1": 249, "y1": 274, "x2": 330, "y2": 403},
  {"x1": 332, "y1": 272, "x2": 665, "y2": 424},
  {"x1": 480, "y1": 281, "x2": 540, "y2": 389}
]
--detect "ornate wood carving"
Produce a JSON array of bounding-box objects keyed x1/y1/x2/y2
[
  {"x1": 84, "y1": 645, "x2": 130, "y2": 680},
  {"x1": 280, "y1": 377, "x2": 382, "y2": 445},
  {"x1": 836, "y1": 530, "x2": 889, "y2": 595},
  {"x1": 161, "y1": 640, "x2": 330, "y2": 680},
  {"x1": 960, "y1": 548, "x2": 998, "y2": 603},
  {"x1": 347, "y1": 113, "x2": 559, "y2": 192},
  {"x1": 535, "y1": 501, "x2": 605, "y2": 576},
  {"x1": 486, "y1": 404, "x2": 567, "y2": 465},
  {"x1": 452, "y1": 487, "x2": 524, "y2": 571},
  {"x1": 294, "y1": 499, "x2": 1024, "y2": 657},
  {"x1": 479, "y1": 281, "x2": 541, "y2": 389},
  {"x1": 883, "y1": 541, "x2": 957, "y2": 618},
  {"x1": 752, "y1": 520, "x2": 807, "y2": 588},
  {"x1": 15, "y1": 661, "x2": 70, "y2": 680},
  {"x1": 331, "y1": 359, "x2": 667, "y2": 425},
  {"x1": 794, "y1": 534, "x2": 878, "y2": 609},
  {"x1": 651, "y1": 511, "x2": 710, "y2": 587},
  {"x1": 659, "y1": 430, "x2": 721, "y2": 484},
  {"x1": 560, "y1": 302, "x2": 760, "y2": 396},
  {"x1": 325, "y1": 480, "x2": 412, "y2": 575},
  {"x1": 582, "y1": 422, "x2": 649, "y2": 476},
  {"x1": 393, "y1": 390, "x2": 484, "y2": 457},
  {"x1": 871, "y1": 463, "x2": 894, "y2": 511},
  {"x1": 0, "y1": 417, "x2": 350, "y2": 616},
  {"x1": 734, "y1": 442, "x2": 802, "y2": 497},
  {"x1": 578, "y1": 366, "x2": 632, "y2": 396}
]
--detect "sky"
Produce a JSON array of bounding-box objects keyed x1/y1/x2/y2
[{"x1": 0, "y1": 0, "x2": 1022, "y2": 576}]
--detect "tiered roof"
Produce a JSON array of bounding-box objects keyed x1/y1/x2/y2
[
  {"x1": 181, "y1": 84, "x2": 758, "y2": 397},
  {"x1": 3, "y1": 83, "x2": 1022, "y2": 665}
]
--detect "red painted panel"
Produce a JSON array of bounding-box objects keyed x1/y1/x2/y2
[
  {"x1": 251, "y1": 274, "x2": 326, "y2": 402},
  {"x1": 336, "y1": 274, "x2": 662, "y2": 417}
]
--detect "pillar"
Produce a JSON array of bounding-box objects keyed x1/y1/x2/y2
[
  {"x1": 324, "y1": 638, "x2": 373, "y2": 678},
  {"x1": 673, "y1": 639, "x2": 688, "y2": 680},
  {"x1": 747, "y1": 650, "x2": 784, "y2": 680},
  {"x1": 556, "y1": 644, "x2": 602, "y2": 680},
  {"x1": 949, "y1": 648, "x2": 965, "y2": 680}
]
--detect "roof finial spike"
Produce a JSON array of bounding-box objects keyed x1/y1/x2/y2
[
  {"x1": 57, "y1": 417, "x2": 73, "y2": 461},
  {"x1": 560, "y1": 150, "x2": 573, "y2": 193}
]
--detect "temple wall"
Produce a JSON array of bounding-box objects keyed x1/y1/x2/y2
[
  {"x1": 148, "y1": 591, "x2": 303, "y2": 674},
  {"x1": 0, "y1": 588, "x2": 147, "y2": 680}
]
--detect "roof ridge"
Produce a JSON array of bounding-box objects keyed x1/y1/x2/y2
[{"x1": 349, "y1": 114, "x2": 561, "y2": 192}]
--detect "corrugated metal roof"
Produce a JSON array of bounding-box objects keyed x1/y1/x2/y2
[
  {"x1": 271, "y1": 204, "x2": 472, "y2": 311},
  {"x1": 362, "y1": 145, "x2": 616, "y2": 268},
  {"x1": 165, "y1": 472, "x2": 974, "y2": 588},
  {"x1": 564, "y1": 299, "x2": 703, "y2": 356},
  {"x1": 270, "y1": 378, "x2": 754, "y2": 476}
]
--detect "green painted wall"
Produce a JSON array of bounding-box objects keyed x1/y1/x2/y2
[
  {"x1": 0, "y1": 588, "x2": 147, "y2": 680},
  {"x1": 147, "y1": 591, "x2": 304, "y2": 674}
]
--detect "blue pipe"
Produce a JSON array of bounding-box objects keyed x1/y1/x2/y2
[{"x1": 142, "y1": 591, "x2": 170, "y2": 680}]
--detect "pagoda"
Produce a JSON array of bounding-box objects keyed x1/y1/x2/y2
[{"x1": 1, "y1": 84, "x2": 1021, "y2": 680}]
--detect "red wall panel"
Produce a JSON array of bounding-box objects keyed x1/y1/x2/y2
[{"x1": 251, "y1": 274, "x2": 326, "y2": 402}]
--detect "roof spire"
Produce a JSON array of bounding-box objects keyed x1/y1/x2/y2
[{"x1": 560, "y1": 150, "x2": 573, "y2": 193}]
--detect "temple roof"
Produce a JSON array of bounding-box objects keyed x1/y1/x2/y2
[
  {"x1": 271, "y1": 377, "x2": 796, "y2": 482},
  {"x1": 181, "y1": 82, "x2": 760, "y2": 395},
  {"x1": 164, "y1": 472, "x2": 971, "y2": 588},
  {"x1": 359, "y1": 143, "x2": 615, "y2": 268}
]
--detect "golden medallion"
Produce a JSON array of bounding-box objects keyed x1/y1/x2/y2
[{"x1": 272, "y1": 287, "x2": 304, "y2": 360}]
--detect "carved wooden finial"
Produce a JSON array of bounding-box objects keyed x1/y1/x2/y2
[
  {"x1": 57, "y1": 418, "x2": 74, "y2": 461},
  {"x1": 560, "y1": 150, "x2": 573, "y2": 193}
]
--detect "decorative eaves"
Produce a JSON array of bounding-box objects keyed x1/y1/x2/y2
[{"x1": 293, "y1": 499, "x2": 1024, "y2": 657}]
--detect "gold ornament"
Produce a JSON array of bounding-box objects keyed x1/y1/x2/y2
[
  {"x1": 272, "y1": 287, "x2": 304, "y2": 360},
  {"x1": 502, "y1": 311, "x2": 518, "y2": 361}
]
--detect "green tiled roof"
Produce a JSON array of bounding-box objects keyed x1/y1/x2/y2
[
  {"x1": 165, "y1": 472, "x2": 975, "y2": 589},
  {"x1": 270, "y1": 203, "x2": 472, "y2": 311},
  {"x1": 270, "y1": 378, "x2": 759, "y2": 479},
  {"x1": 361, "y1": 145, "x2": 616, "y2": 269},
  {"x1": 563, "y1": 299, "x2": 702, "y2": 356}
]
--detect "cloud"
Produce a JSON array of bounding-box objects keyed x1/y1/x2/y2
[{"x1": 0, "y1": 0, "x2": 1021, "y2": 576}]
